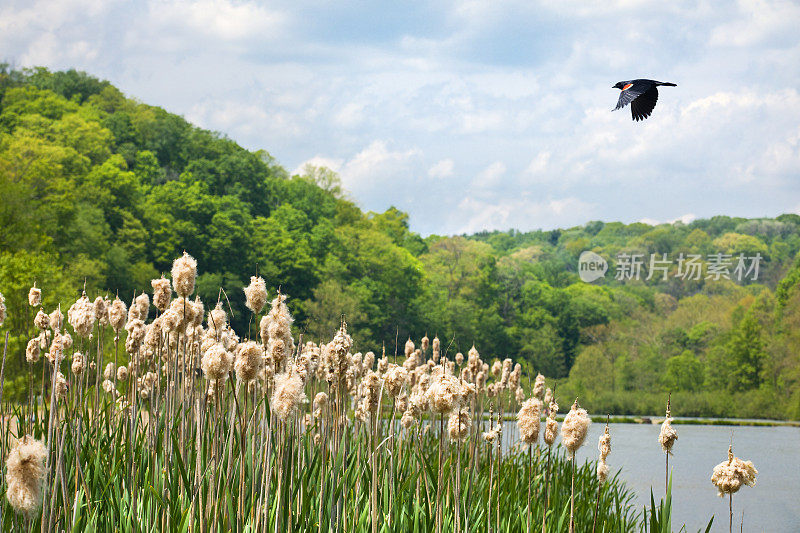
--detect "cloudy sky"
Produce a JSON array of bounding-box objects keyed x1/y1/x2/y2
[{"x1": 3, "y1": 0, "x2": 800, "y2": 235}]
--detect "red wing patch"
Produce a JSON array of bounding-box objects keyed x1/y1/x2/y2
[{"x1": 622, "y1": 83, "x2": 633, "y2": 91}]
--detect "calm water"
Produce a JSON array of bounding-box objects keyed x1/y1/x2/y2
[{"x1": 501, "y1": 421, "x2": 800, "y2": 532}]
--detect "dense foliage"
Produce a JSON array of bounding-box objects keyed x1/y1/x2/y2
[{"x1": 1, "y1": 66, "x2": 799, "y2": 418}]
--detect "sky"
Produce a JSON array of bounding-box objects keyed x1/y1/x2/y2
[{"x1": 2, "y1": 0, "x2": 800, "y2": 236}]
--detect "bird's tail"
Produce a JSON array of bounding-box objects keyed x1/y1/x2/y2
[{"x1": 658, "y1": 82, "x2": 677, "y2": 86}]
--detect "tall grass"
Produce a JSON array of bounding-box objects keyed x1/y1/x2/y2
[{"x1": 0, "y1": 258, "x2": 690, "y2": 532}]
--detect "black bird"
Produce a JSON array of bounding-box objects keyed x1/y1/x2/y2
[{"x1": 613, "y1": 79, "x2": 676, "y2": 121}]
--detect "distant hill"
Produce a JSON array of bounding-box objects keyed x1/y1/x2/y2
[{"x1": 2, "y1": 66, "x2": 799, "y2": 418}]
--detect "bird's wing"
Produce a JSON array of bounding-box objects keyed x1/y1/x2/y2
[
  {"x1": 630, "y1": 86, "x2": 659, "y2": 121},
  {"x1": 614, "y1": 83, "x2": 647, "y2": 111}
]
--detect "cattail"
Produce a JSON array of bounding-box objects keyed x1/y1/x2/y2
[
  {"x1": 68, "y1": 292, "x2": 95, "y2": 338},
  {"x1": 271, "y1": 372, "x2": 306, "y2": 421},
  {"x1": 363, "y1": 351, "x2": 375, "y2": 370},
  {"x1": 597, "y1": 424, "x2": 611, "y2": 483},
  {"x1": 34, "y1": 309, "x2": 49, "y2": 330},
  {"x1": 47, "y1": 332, "x2": 64, "y2": 365},
  {"x1": 26, "y1": 338, "x2": 41, "y2": 363},
  {"x1": 313, "y1": 392, "x2": 328, "y2": 418},
  {"x1": 131, "y1": 293, "x2": 150, "y2": 321},
  {"x1": 384, "y1": 364, "x2": 408, "y2": 397},
  {"x1": 517, "y1": 397, "x2": 542, "y2": 444},
  {"x1": 171, "y1": 251, "x2": 197, "y2": 297},
  {"x1": 125, "y1": 319, "x2": 146, "y2": 354},
  {"x1": 403, "y1": 338, "x2": 414, "y2": 358},
  {"x1": 108, "y1": 297, "x2": 127, "y2": 331},
  {"x1": 116, "y1": 366, "x2": 129, "y2": 382},
  {"x1": 244, "y1": 276, "x2": 268, "y2": 314},
  {"x1": 421, "y1": 335, "x2": 429, "y2": 353},
  {"x1": 28, "y1": 285, "x2": 41, "y2": 307},
  {"x1": 533, "y1": 373, "x2": 546, "y2": 399},
  {"x1": 561, "y1": 399, "x2": 591, "y2": 457},
  {"x1": 102, "y1": 379, "x2": 116, "y2": 396},
  {"x1": 362, "y1": 371, "x2": 382, "y2": 414},
  {"x1": 563, "y1": 399, "x2": 590, "y2": 533},
  {"x1": 432, "y1": 336, "x2": 440, "y2": 362},
  {"x1": 491, "y1": 360, "x2": 502, "y2": 378},
  {"x1": 61, "y1": 332, "x2": 73, "y2": 351},
  {"x1": 515, "y1": 386, "x2": 525, "y2": 404},
  {"x1": 711, "y1": 445, "x2": 757, "y2": 497},
  {"x1": 49, "y1": 308, "x2": 63, "y2": 332},
  {"x1": 5, "y1": 435, "x2": 47, "y2": 516},
  {"x1": 455, "y1": 352, "x2": 464, "y2": 366},
  {"x1": 265, "y1": 294, "x2": 295, "y2": 371},
  {"x1": 104, "y1": 363, "x2": 116, "y2": 381},
  {"x1": 99, "y1": 298, "x2": 111, "y2": 326},
  {"x1": 448, "y1": 407, "x2": 471, "y2": 442},
  {"x1": 544, "y1": 387, "x2": 553, "y2": 407},
  {"x1": 201, "y1": 343, "x2": 233, "y2": 381},
  {"x1": 427, "y1": 373, "x2": 462, "y2": 414},
  {"x1": 234, "y1": 341, "x2": 263, "y2": 383},
  {"x1": 71, "y1": 352, "x2": 86, "y2": 376},
  {"x1": 54, "y1": 372, "x2": 68, "y2": 399},
  {"x1": 151, "y1": 276, "x2": 171, "y2": 312},
  {"x1": 659, "y1": 407, "x2": 678, "y2": 454},
  {"x1": 93, "y1": 296, "x2": 107, "y2": 326}
]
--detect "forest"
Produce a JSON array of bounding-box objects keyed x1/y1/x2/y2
[{"x1": 2, "y1": 65, "x2": 799, "y2": 419}]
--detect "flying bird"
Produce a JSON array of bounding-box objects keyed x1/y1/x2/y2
[{"x1": 612, "y1": 79, "x2": 676, "y2": 121}]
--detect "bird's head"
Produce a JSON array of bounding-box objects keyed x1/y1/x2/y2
[{"x1": 613, "y1": 81, "x2": 626, "y2": 90}]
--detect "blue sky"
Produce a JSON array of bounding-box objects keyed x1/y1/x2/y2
[{"x1": 2, "y1": 0, "x2": 800, "y2": 235}]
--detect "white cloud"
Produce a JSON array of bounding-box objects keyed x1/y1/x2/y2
[
  {"x1": 474, "y1": 161, "x2": 506, "y2": 188},
  {"x1": 291, "y1": 156, "x2": 344, "y2": 177},
  {"x1": 153, "y1": 0, "x2": 286, "y2": 41},
  {"x1": 428, "y1": 158, "x2": 454, "y2": 178},
  {"x1": 525, "y1": 151, "x2": 550, "y2": 176},
  {"x1": 454, "y1": 196, "x2": 595, "y2": 234}
]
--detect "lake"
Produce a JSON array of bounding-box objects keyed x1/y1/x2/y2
[{"x1": 501, "y1": 421, "x2": 800, "y2": 532}]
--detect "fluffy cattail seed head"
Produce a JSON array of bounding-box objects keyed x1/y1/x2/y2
[
  {"x1": 234, "y1": 341, "x2": 263, "y2": 383},
  {"x1": 152, "y1": 277, "x2": 171, "y2": 312},
  {"x1": 171, "y1": 252, "x2": 197, "y2": 297},
  {"x1": 103, "y1": 363, "x2": 116, "y2": 381},
  {"x1": 244, "y1": 276, "x2": 268, "y2": 314},
  {"x1": 71, "y1": 352, "x2": 86, "y2": 376},
  {"x1": 54, "y1": 372, "x2": 68, "y2": 400},
  {"x1": 544, "y1": 412, "x2": 558, "y2": 446},
  {"x1": 208, "y1": 302, "x2": 227, "y2": 334},
  {"x1": 659, "y1": 412, "x2": 678, "y2": 455},
  {"x1": 432, "y1": 336, "x2": 440, "y2": 362},
  {"x1": 68, "y1": 293, "x2": 95, "y2": 338},
  {"x1": 517, "y1": 398, "x2": 542, "y2": 444},
  {"x1": 427, "y1": 373, "x2": 463, "y2": 414},
  {"x1": 271, "y1": 372, "x2": 306, "y2": 421},
  {"x1": 5, "y1": 435, "x2": 47, "y2": 516},
  {"x1": 26, "y1": 338, "x2": 40, "y2": 363},
  {"x1": 599, "y1": 424, "x2": 611, "y2": 460},
  {"x1": 384, "y1": 365, "x2": 408, "y2": 397},
  {"x1": 421, "y1": 335, "x2": 429, "y2": 353},
  {"x1": 201, "y1": 343, "x2": 233, "y2": 381},
  {"x1": 108, "y1": 297, "x2": 127, "y2": 331},
  {"x1": 116, "y1": 366, "x2": 129, "y2": 382},
  {"x1": 597, "y1": 459, "x2": 609, "y2": 484},
  {"x1": 28, "y1": 286, "x2": 41, "y2": 307},
  {"x1": 448, "y1": 407, "x2": 471, "y2": 442},
  {"x1": 34, "y1": 309, "x2": 50, "y2": 331},
  {"x1": 561, "y1": 399, "x2": 591, "y2": 457},
  {"x1": 711, "y1": 445, "x2": 757, "y2": 497},
  {"x1": 533, "y1": 373, "x2": 546, "y2": 399},
  {"x1": 93, "y1": 297, "x2": 107, "y2": 326}
]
